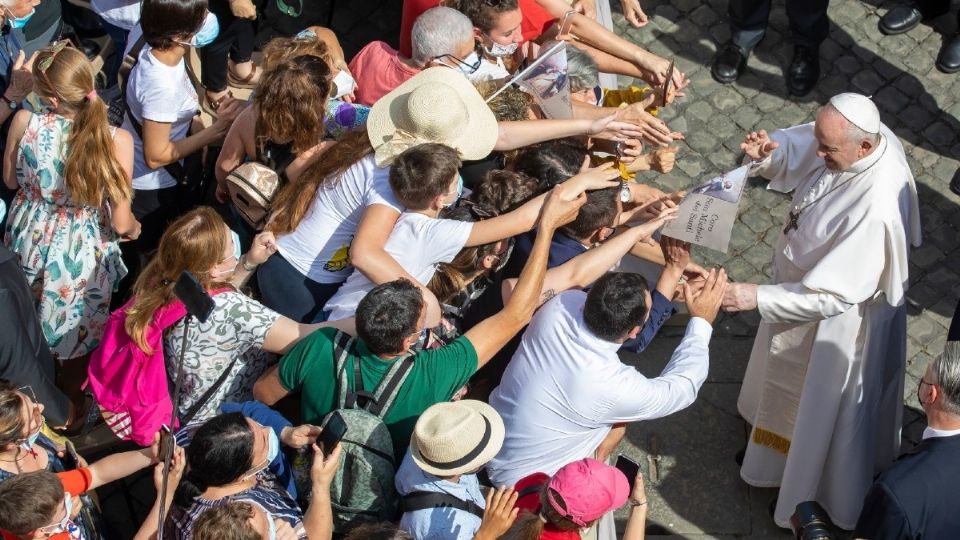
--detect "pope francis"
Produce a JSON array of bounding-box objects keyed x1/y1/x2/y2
[{"x1": 722, "y1": 93, "x2": 922, "y2": 529}]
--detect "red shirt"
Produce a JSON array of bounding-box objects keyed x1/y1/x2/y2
[
  {"x1": 399, "y1": 0, "x2": 440, "y2": 58},
  {"x1": 1, "y1": 468, "x2": 92, "y2": 540},
  {"x1": 518, "y1": 0, "x2": 556, "y2": 42},
  {"x1": 348, "y1": 41, "x2": 421, "y2": 106},
  {"x1": 514, "y1": 473, "x2": 581, "y2": 540}
]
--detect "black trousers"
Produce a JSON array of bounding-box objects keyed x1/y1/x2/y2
[
  {"x1": 948, "y1": 298, "x2": 960, "y2": 342},
  {"x1": 914, "y1": 0, "x2": 960, "y2": 23},
  {"x1": 200, "y1": 0, "x2": 256, "y2": 92},
  {"x1": 728, "y1": 0, "x2": 831, "y2": 49}
]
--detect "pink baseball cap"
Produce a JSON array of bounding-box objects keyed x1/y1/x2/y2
[{"x1": 546, "y1": 458, "x2": 630, "y2": 527}]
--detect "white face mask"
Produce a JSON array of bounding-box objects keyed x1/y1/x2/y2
[
  {"x1": 332, "y1": 70, "x2": 356, "y2": 98},
  {"x1": 483, "y1": 38, "x2": 518, "y2": 58}
]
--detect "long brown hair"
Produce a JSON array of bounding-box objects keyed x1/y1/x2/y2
[
  {"x1": 34, "y1": 45, "x2": 131, "y2": 208},
  {"x1": 253, "y1": 54, "x2": 332, "y2": 155},
  {"x1": 428, "y1": 170, "x2": 539, "y2": 303},
  {"x1": 268, "y1": 128, "x2": 373, "y2": 235},
  {"x1": 124, "y1": 207, "x2": 232, "y2": 353},
  {"x1": 261, "y1": 34, "x2": 334, "y2": 72},
  {"x1": 0, "y1": 381, "x2": 27, "y2": 452},
  {"x1": 500, "y1": 488, "x2": 582, "y2": 540}
]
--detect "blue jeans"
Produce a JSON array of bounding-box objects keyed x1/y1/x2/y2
[
  {"x1": 100, "y1": 19, "x2": 128, "y2": 88},
  {"x1": 257, "y1": 252, "x2": 343, "y2": 324}
]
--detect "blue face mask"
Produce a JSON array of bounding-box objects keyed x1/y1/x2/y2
[
  {"x1": 266, "y1": 428, "x2": 279, "y2": 463},
  {"x1": 6, "y1": 8, "x2": 34, "y2": 30},
  {"x1": 19, "y1": 423, "x2": 41, "y2": 451},
  {"x1": 231, "y1": 230, "x2": 242, "y2": 261},
  {"x1": 444, "y1": 174, "x2": 464, "y2": 208},
  {"x1": 189, "y1": 12, "x2": 219, "y2": 48}
]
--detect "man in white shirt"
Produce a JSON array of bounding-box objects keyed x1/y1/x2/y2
[{"x1": 487, "y1": 267, "x2": 727, "y2": 488}]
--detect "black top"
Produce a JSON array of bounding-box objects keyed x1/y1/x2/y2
[{"x1": 854, "y1": 433, "x2": 960, "y2": 540}]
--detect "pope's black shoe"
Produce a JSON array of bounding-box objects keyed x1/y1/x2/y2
[
  {"x1": 879, "y1": 5, "x2": 924, "y2": 35},
  {"x1": 712, "y1": 42, "x2": 750, "y2": 84},
  {"x1": 787, "y1": 45, "x2": 820, "y2": 97},
  {"x1": 950, "y1": 167, "x2": 960, "y2": 196},
  {"x1": 937, "y1": 34, "x2": 960, "y2": 73}
]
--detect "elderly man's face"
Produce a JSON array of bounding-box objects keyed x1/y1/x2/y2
[
  {"x1": 8, "y1": 0, "x2": 39, "y2": 20},
  {"x1": 813, "y1": 108, "x2": 872, "y2": 171}
]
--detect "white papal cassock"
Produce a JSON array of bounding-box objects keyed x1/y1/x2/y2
[{"x1": 738, "y1": 121, "x2": 922, "y2": 529}]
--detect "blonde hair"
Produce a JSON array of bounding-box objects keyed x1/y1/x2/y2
[
  {"x1": 124, "y1": 207, "x2": 233, "y2": 353},
  {"x1": 33, "y1": 45, "x2": 131, "y2": 208}
]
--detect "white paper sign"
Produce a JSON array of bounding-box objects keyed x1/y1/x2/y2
[{"x1": 661, "y1": 165, "x2": 749, "y2": 253}]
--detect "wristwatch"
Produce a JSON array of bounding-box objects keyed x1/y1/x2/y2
[
  {"x1": 3, "y1": 94, "x2": 17, "y2": 110},
  {"x1": 619, "y1": 180, "x2": 631, "y2": 203}
]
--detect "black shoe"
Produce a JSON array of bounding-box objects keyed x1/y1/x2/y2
[
  {"x1": 711, "y1": 42, "x2": 750, "y2": 84},
  {"x1": 768, "y1": 496, "x2": 778, "y2": 518},
  {"x1": 735, "y1": 447, "x2": 746, "y2": 466},
  {"x1": 950, "y1": 168, "x2": 960, "y2": 196},
  {"x1": 787, "y1": 45, "x2": 820, "y2": 97},
  {"x1": 879, "y1": 5, "x2": 924, "y2": 35},
  {"x1": 937, "y1": 34, "x2": 960, "y2": 73}
]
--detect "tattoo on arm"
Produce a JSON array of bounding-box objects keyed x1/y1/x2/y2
[{"x1": 539, "y1": 289, "x2": 557, "y2": 305}]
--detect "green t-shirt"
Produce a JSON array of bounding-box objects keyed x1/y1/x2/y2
[{"x1": 278, "y1": 327, "x2": 479, "y2": 457}]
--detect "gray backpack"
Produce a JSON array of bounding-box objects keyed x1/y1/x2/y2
[{"x1": 295, "y1": 331, "x2": 415, "y2": 532}]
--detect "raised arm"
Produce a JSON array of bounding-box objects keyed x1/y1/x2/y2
[
  {"x1": 494, "y1": 115, "x2": 643, "y2": 151},
  {"x1": 501, "y1": 206, "x2": 677, "y2": 304},
  {"x1": 215, "y1": 105, "x2": 255, "y2": 184},
  {"x1": 466, "y1": 164, "x2": 620, "y2": 247},
  {"x1": 465, "y1": 187, "x2": 585, "y2": 368},
  {"x1": 140, "y1": 99, "x2": 243, "y2": 170}
]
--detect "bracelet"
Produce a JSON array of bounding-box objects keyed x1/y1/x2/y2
[
  {"x1": 629, "y1": 499, "x2": 647, "y2": 507},
  {"x1": 240, "y1": 254, "x2": 258, "y2": 272}
]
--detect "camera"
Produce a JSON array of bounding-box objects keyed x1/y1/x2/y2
[{"x1": 790, "y1": 501, "x2": 836, "y2": 540}]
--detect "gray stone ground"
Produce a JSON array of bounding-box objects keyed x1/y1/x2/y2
[{"x1": 609, "y1": 0, "x2": 960, "y2": 538}]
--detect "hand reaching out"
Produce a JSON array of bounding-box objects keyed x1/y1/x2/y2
[
  {"x1": 741, "y1": 130, "x2": 779, "y2": 162},
  {"x1": 246, "y1": 231, "x2": 278, "y2": 265},
  {"x1": 721, "y1": 282, "x2": 758, "y2": 312},
  {"x1": 684, "y1": 268, "x2": 727, "y2": 324},
  {"x1": 5, "y1": 50, "x2": 35, "y2": 102},
  {"x1": 539, "y1": 185, "x2": 587, "y2": 231},
  {"x1": 474, "y1": 486, "x2": 520, "y2": 540},
  {"x1": 660, "y1": 237, "x2": 690, "y2": 271},
  {"x1": 621, "y1": 0, "x2": 648, "y2": 27}
]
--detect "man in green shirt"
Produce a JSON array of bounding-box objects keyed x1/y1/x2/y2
[{"x1": 253, "y1": 186, "x2": 585, "y2": 455}]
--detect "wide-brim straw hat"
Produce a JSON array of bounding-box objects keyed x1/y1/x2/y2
[
  {"x1": 409, "y1": 400, "x2": 505, "y2": 477},
  {"x1": 366, "y1": 67, "x2": 499, "y2": 167}
]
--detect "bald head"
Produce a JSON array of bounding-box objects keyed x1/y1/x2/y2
[{"x1": 813, "y1": 105, "x2": 879, "y2": 171}]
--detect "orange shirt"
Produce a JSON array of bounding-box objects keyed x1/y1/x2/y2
[
  {"x1": 1, "y1": 468, "x2": 92, "y2": 540},
  {"x1": 519, "y1": 0, "x2": 557, "y2": 42}
]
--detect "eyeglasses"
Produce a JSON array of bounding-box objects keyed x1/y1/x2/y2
[{"x1": 433, "y1": 53, "x2": 482, "y2": 74}]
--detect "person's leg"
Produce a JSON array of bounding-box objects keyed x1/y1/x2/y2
[
  {"x1": 728, "y1": 0, "x2": 774, "y2": 50},
  {"x1": 712, "y1": 0, "x2": 772, "y2": 84},
  {"x1": 100, "y1": 20, "x2": 129, "y2": 90},
  {"x1": 785, "y1": 0, "x2": 830, "y2": 49},
  {"x1": 227, "y1": 18, "x2": 258, "y2": 84},
  {"x1": 256, "y1": 252, "x2": 343, "y2": 323},
  {"x1": 199, "y1": 0, "x2": 238, "y2": 107}
]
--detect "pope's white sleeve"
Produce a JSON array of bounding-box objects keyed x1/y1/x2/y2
[{"x1": 757, "y1": 282, "x2": 854, "y2": 323}]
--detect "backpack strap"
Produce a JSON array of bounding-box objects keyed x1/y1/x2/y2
[
  {"x1": 122, "y1": 35, "x2": 187, "y2": 181},
  {"x1": 179, "y1": 355, "x2": 241, "y2": 425},
  {"x1": 331, "y1": 330, "x2": 355, "y2": 409},
  {"x1": 401, "y1": 491, "x2": 485, "y2": 520},
  {"x1": 366, "y1": 353, "x2": 415, "y2": 418}
]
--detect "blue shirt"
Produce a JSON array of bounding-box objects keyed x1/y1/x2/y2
[{"x1": 395, "y1": 452, "x2": 485, "y2": 540}]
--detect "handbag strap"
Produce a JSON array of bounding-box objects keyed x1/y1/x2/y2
[
  {"x1": 122, "y1": 35, "x2": 186, "y2": 181},
  {"x1": 179, "y1": 355, "x2": 240, "y2": 425},
  {"x1": 401, "y1": 491, "x2": 485, "y2": 519}
]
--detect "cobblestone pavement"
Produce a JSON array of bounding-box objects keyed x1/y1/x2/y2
[{"x1": 611, "y1": 0, "x2": 960, "y2": 538}]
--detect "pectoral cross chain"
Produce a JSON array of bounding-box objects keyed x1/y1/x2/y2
[{"x1": 783, "y1": 210, "x2": 801, "y2": 234}]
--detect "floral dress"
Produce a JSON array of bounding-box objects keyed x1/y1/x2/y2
[{"x1": 2, "y1": 113, "x2": 126, "y2": 360}]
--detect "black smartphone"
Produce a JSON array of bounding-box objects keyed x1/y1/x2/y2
[
  {"x1": 318, "y1": 411, "x2": 348, "y2": 454},
  {"x1": 174, "y1": 271, "x2": 215, "y2": 323},
  {"x1": 615, "y1": 454, "x2": 640, "y2": 482}
]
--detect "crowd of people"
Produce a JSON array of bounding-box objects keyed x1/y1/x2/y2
[{"x1": 0, "y1": 0, "x2": 955, "y2": 539}]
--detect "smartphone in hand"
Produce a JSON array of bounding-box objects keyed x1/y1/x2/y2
[
  {"x1": 317, "y1": 411, "x2": 348, "y2": 455},
  {"x1": 615, "y1": 454, "x2": 640, "y2": 482}
]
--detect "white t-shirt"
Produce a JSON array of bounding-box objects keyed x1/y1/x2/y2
[
  {"x1": 121, "y1": 38, "x2": 198, "y2": 190},
  {"x1": 486, "y1": 290, "x2": 713, "y2": 486},
  {"x1": 324, "y1": 212, "x2": 473, "y2": 320},
  {"x1": 275, "y1": 154, "x2": 403, "y2": 283},
  {"x1": 91, "y1": 0, "x2": 140, "y2": 30}
]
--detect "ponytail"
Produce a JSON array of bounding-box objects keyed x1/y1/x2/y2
[
  {"x1": 500, "y1": 512, "x2": 547, "y2": 540},
  {"x1": 173, "y1": 468, "x2": 206, "y2": 508},
  {"x1": 65, "y1": 92, "x2": 131, "y2": 207}
]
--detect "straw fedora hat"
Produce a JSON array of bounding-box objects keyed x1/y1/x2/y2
[
  {"x1": 409, "y1": 400, "x2": 505, "y2": 477},
  {"x1": 366, "y1": 67, "x2": 499, "y2": 167}
]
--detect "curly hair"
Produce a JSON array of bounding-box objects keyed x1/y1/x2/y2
[{"x1": 253, "y1": 54, "x2": 332, "y2": 154}]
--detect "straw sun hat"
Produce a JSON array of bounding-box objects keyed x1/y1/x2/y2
[
  {"x1": 366, "y1": 67, "x2": 500, "y2": 167},
  {"x1": 409, "y1": 400, "x2": 505, "y2": 477}
]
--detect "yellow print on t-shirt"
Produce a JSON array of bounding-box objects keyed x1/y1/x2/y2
[{"x1": 324, "y1": 243, "x2": 351, "y2": 272}]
